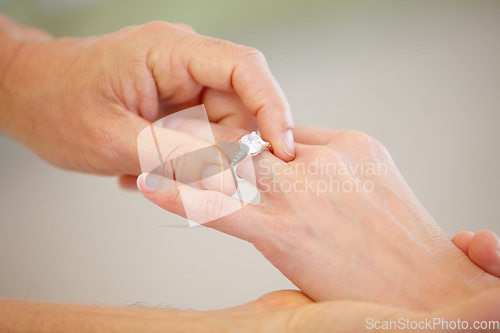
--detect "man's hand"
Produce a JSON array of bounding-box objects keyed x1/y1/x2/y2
[{"x1": 0, "y1": 16, "x2": 295, "y2": 175}]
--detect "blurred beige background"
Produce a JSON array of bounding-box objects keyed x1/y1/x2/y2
[{"x1": 0, "y1": 0, "x2": 499, "y2": 310}]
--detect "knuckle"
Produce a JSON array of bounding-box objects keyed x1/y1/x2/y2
[
  {"x1": 173, "y1": 23, "x2": 196, "y2": 34},
  {"x1": 317, "y1": 145, "x2": 338, "y2": 158},
  {"x1": 141, "y1": 20, "x2": 175, "y2": 33},
  {"x1": 335, "y1": 130, "x2": 388, "y2": 157},
  {"x1": 162, "y1": 144, "x2": 190, "y2": 176},
  {"x1": 238, "y1": 46, "x2": 267, "y2": 64},
  {"x1": 338, "y1": 130, "x2": 375, "y2": 147},
  {"x1": 204, "y1": 192, "x2": 225, "y2": 218},
  {"x1": 342, "y1": 129, "x2": 369, "y2": 140}
]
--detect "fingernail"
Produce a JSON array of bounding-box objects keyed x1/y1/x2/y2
[
  {"x1": 138, "y1": 173, "x2": 160, "y2": 193},
  {"x1": 281, "y1": 129, "x2": 295, "y2": 158},
  {"x1": 202, "y1": 164, "x2": 223, "y2": 191}
]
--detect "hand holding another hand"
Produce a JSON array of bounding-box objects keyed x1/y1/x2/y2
[{"x1": 0, "y1": 18, "x2": 294, "y2": 176}]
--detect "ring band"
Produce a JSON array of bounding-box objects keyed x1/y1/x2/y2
[{"x1": 230, "y1": 131, "x2": 271, "y2": 169}]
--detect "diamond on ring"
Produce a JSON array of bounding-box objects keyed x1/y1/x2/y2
[
  {"x1": 238, "y1": 132, "x2": 271, "y2": 156},
  {"x1": 230, "y1": 132, "x2": 271, "y2": 169}
]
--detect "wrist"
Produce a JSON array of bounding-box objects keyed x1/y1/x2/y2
[
  {"x1": 0, "y1": 35, "x2": 81, "y2": 137},
  {"x1": 0, "y1": 16, "x2": 53, "y2": 89},
  {"x1": 0, "y1": 14, "x2": 53, "y2": 43},
  {"x1": 0, "y1": 15, "x2": 55, "y2": 133}
]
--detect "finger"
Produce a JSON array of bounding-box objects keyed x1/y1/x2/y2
[
  {"x1": 208, "y1": 124, "x2": 284, "y2": 194},
  {"x1": 203, "y1": 89, "x2": 258, "y2": 132},
  {"x1": 154, "y1": 104, "x2": 250, "y2": 148},
  {"x1": 468, "y1": 230, "x2": 500, "y2": 278},
  {"x1": 207, "y1": 123, "x2": 286, "y2": 182},
  {"x1": 158, "y1": 115, "x2": 286, "y2": 193},
  {"x1": 156, "y1": 99, "x2": 204, "y2": 121},
  {"x1": 451, "y1": 230, "x2": 474, "y2": 254},
  {"x1": 294, "y1": 126, "x2": 343, "y2": 145},
  {"x1": 119, "y1": 175, "x2": 139, "y2": 191},
  {"x1": 204, "y1": 44, "x2": 295, "y2": 161},
  {"x1": 137, "y1": 123, "x2": 236, "y2": 193},
  {"x1": 172, "y1": 23, "x2": 196, "y2": 34},
  {"x1": 137, "y1": 173, "x2": 262, "y2": 243},
  {"x1": 156, "y1": 113, "x2": 251, "y2": 173},
  {"x1": 151, "y1": 30, "x2": 295, "y2": 161},
  {"x1": 170, "y1": 119, "x2": 285, "y2": 179}
]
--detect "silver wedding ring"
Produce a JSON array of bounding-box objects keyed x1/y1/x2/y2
[
  {"x1": 238, "y1": 131, "x2": 271, "y2": 156},
  {"x1": 231, "y1": 131, "x2": 271, "y2": 167}
]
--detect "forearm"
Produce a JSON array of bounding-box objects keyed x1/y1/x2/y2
[{"x1": 0, "y1": 299, "x2": 238, "y2": 333}]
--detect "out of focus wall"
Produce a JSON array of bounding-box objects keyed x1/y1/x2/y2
[{"x1": 0, "y1": 0, "x2": 499, "y2": 310}]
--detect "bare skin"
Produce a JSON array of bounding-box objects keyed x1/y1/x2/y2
[
  {"x1": 1, "y1": 288, "x2": 499, "y2": 333},
  {"x1": 0, "y1": 14, "x2": 295, "y2": 178},
  {"x1": 139, "y1": 125, "x2": 500, "y2": 312},
  {"x1": 1, "y1": 13, "x2": 498, "y2": 332},
  {"x1": 452, "y1": 230, "x2": 500, "y2": 278}
]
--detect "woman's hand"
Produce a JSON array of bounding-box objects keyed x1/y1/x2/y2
[
  {"x1": 452, "y1": 230, "x2": 500, "y2": 278},
  {"x1": 0, "y1": 16, "x2": 294, "y2": 175},
  {"x1": 138, "y1": 125, "x2": 500, "y2": 311}
]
